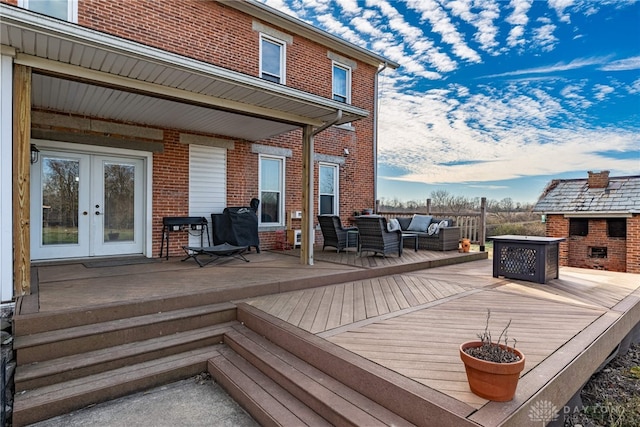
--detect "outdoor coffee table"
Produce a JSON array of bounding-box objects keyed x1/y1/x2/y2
[{"x1": 401, "y1": 232, "x2": 418, "y2": 252}]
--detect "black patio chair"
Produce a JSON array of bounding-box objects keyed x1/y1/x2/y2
[
  {"x1": 317, "y1": 215, "x2": 357, "y2": 252},
  {"x1": 355, "y1": 216, "x2": 402, "y2": 257}
]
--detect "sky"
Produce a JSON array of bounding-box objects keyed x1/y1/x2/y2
[{"x1": 259, "y1": 0, "x2": 640, "y2": 205}]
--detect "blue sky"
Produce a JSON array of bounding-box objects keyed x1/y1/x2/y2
[{"x1": 261, "y1": 0, "x2": 640, "y2": 204}]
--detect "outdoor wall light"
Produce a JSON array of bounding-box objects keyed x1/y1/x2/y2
[
  {"x1": 30, "y1": 144, "x2": 40, "y2": 164},
  {"x1": 343, "y1": 148, "x2": 349, "y2": 156}
]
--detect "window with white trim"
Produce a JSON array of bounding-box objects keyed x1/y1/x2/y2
[
  {"x1": 319, "y1": 163, "x2": 339, "y2": 215},
  {"x1": 332, "y1": 62, "x2": 351, "y2": 103},
  {"x1": 19, "y1": 0, "x2": 78, "y2": 22},
  {"x1": 259, "y1": 155, "x2": 285, "y2": 225},
  {"x1": 260, "y1": 34, "x2": 286, "y2": 84}
]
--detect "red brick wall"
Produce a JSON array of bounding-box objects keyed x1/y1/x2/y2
[
  {"x1": 73, "y1": 0, "x2": 377, "y2": 106},
  {"x1": 545, "y1": 214, "x2": 638, "y2": 273},
  {"x1": 545, "y1": 215, "x2": 569, "y2": 266},
  {"x1": 152, "y1": 131, "x2": 190, "y2": 257}
]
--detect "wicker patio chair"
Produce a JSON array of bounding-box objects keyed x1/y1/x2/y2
[
  {"x1": 317, "y1": 215, "x2": 357, "y2": 252},
  {"x1": 355, "y1": 216, "x2": 403, "y2": 257}
]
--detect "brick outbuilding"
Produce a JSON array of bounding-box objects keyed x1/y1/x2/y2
[{"x1": 533, "y1": 171, "x2": 640, "y2": 273}]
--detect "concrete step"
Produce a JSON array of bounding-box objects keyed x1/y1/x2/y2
[
  {"x1": 13, "y1": 345, "x2": 221, "y2": 427},
  {"x1": 15, "y1": 321, "x2": 238, "y2": 391},
  {"x1": 14, "y1": 302, "x2": 236, "y2": 364},
  {"x1": 212, "y1": 325, "x2": 413, "y2": 426}
]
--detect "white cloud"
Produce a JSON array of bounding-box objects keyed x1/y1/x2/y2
[
  {"x1": 444, "y1": 0, "x2": 502, "y2": 54},
  {"x1": 548, "y1": 0, "x2": 574, "y2": 23},
  {"x1": 601, "y1": 56, "x2": 640, "y2": 71},
  {"x1": 506, "y1": 0, "x2": 533, "y2": 48},
  {"x1": 483, "y1": 56, "x2": 607, "y2": 78},
  {"x1": 532, "y1": 19, "x2": 558, "y2": 52},
  {"x1": 406, "y1": 0, "x2": 482, "y2": 63},
  {"x1": 335, "y1": 0, "x2": 361, "y2": 15},
  {"x1": 593, "y1": 84, "x2": 615, "y2": 101}
]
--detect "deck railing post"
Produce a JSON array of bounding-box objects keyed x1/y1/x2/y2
[{"x1": 479, "y1": 197, "x2": 487, "y2": 251}]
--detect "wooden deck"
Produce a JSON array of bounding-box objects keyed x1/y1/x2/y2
[
  {"x1": 28, "y1": 247, "x2": 482, "y2": 313},
  {"x1": 243, "y1": 261, "x2": 640, "y2": 425},
  {"x1": 23, "y1": 247, "x2": 640, "y2": 426}
]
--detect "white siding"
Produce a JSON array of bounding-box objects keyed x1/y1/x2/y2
[{"x1": 189, "y1": 145, "x2": 226, "y2": 247}]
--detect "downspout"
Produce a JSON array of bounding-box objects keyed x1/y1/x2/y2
[
  {"x1": 313, "y1": 110, "x2": 343, "y2": 136},
  {"x1": 373, "y1": 62, "x2": 387, "y2": 212},
  {"x1": 301, "y1": 110, "x2": 343, "y2": 266}
]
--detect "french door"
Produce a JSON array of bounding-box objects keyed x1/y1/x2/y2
[{"x1": 31, "y1": 150, "x2": 145, "y2": 260}]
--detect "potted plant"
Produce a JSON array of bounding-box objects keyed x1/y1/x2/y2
[{"x1": 459, "y1": 309, "x2": 525, "y2": 401}]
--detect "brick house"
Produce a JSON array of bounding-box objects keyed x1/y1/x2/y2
[
  {"x1": 533, "y1": 171, "x2": 640, "y2": 274},
  {"x1": 0, "y1": 0, "x2": 397, "y2": 302}
]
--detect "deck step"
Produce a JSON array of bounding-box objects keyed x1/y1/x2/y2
[
  {"x1": 14, "y1": 302, "x2": 236, "y2": 364},
  {"x1": 211, "y1": 325, "x2": 413, "y2": 427},
  {"x1": 15, "y1": 321, "x2": 238, "y2": 391},
  {"x1": 209, "y1": 348, "x2": 331, "y2": 427},
  {"x1": 13, "y1": 345, "x2": 221, "y2": 427}
]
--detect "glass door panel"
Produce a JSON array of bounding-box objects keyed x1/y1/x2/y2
[
  {"x1": 92, "y1": 156, "x2": 144, "y2": 256},
  {"x1": 31, "y1": 152, "x2": 90, "y2": 259},
  {"x1": 103, "y1": 162, "x2": 135, "y2": 243}
]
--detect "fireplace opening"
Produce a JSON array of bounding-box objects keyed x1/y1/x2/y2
[{"x1": 589, "y1": 247, "x2": 607, "y2": 258}]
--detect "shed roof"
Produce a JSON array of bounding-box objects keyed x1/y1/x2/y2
[{"x1": 533, "y1": 175, "x2": 640, "y2": 214}]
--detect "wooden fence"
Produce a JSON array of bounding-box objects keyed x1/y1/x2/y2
[{"x1": 376, "y1": 197, "x2": 487, "y2": 249}]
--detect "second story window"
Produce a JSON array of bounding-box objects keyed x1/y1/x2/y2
[
  {"x1": 332, "y1": 63, "x2": 351, "y2": 103},
  {"x1": 19, "y1": 0, "x2": 77, "y2": 22},
  {"x1": 260, "y1": 35, "x2": 286, "y2": 84}
]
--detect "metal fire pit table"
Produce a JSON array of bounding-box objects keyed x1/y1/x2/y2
[{"x1": 491, "y1": 235, "x2": 565, "y2": 284}]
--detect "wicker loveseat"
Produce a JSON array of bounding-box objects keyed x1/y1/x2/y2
[{"x1": 394, "y1": 215, "x2": 460, "y2": 251}]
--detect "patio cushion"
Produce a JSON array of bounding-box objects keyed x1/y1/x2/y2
[
  {"x1": 387, "y1": 218, "x2": 401, "y2": 232},
  {"x1": 428, "y1": 222, "x2": 439, "y2": 235},
  {"x1": 408, "y1": 215, "x2": 432, "y2": 232},
  {"x1": 397, "y1": 217, "x2": 412, "y2": 230}
]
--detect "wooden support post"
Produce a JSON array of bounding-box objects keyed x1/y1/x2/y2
[
  {"x1": 300, "y1": 125, "x2": 314, "y2": 265},
  {"x1": 13, "y1": 64, "x2": 31, "y2": 296}
]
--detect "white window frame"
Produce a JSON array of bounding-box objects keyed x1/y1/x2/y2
[
  {"x1": 19, "y1": 0, "x2": 78, "y2": 22},
  {"x1": 318, "y1": 163, "x2": 339, "y2": 216},
  {"x1": 332, "y1": 62, "x2": 351, "y2": 104},
  {"x1": 259, "y1": 34, "x2": 286, "y2": 84},
  {"x1": 258, "y1": 154, "x2": 285, "y2": 226}
]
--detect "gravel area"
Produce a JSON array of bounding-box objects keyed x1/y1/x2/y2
[{"x1": 564, "y1": 343, "x2": 640, "y2": 427}]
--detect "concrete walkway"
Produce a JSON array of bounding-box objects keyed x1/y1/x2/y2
[{"x1": 28, "y1": 374, "x2": 258, "y2": 427}]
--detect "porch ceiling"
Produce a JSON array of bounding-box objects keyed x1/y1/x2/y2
[{"x1": 1, "y1": 4, "x2": 369, "y2": 141}]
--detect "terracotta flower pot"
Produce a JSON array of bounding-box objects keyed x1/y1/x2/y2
[{"x1": 459, "y1": 341, "x2": 525, "y2": 401}]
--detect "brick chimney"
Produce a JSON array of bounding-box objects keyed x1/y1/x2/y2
[{"x1": 587, "y1": 170, "x2": 610, "y2": 189}]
